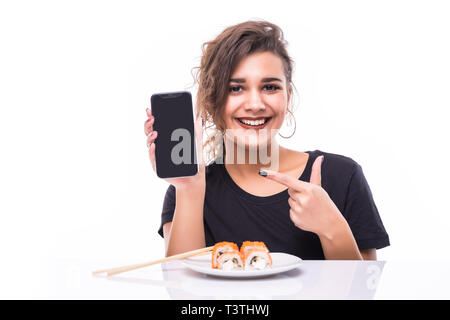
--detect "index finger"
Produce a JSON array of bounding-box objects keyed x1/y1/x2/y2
[{"x1": 259, "y1": 169, "x2": 309, "y2": 191}]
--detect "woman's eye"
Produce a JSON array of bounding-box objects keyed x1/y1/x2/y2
[
  {"x1": 264, "y1": 84, "x2": 280, "y2": 91},
  {"x1": 229, "y1": 86, "x2": 242, "y2": 93}
]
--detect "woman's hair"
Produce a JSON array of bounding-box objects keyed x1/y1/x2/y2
[{"x1": 192, "y1": 19, "x2": 297, "y2": 165}]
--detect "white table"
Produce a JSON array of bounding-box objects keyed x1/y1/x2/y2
[{"x1": 48, "y1": 258, "x2": 450, "y2": 299}]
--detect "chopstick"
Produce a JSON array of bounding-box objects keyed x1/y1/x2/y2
[{"x1": 92, "y1": 246, "x2": 213, "y2": 276}]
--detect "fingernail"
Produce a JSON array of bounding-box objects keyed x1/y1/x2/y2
[{"x1": 258, "y1": 169, "x2": 267, "y2": 177}]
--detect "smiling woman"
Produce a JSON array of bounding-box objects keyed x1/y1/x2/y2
[
  {"x1": 221, "y1": 51, "x2": 290, "y2": 157},
  {"x1": 146, "y1": 20, "x2": 390, "y2": 260}
]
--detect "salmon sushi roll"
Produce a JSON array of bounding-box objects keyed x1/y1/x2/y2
[
  {"x1": 216, "y1": 251, "x2": 244, "y2": 271},
  {"x1": 211, "y1": 241, "x2": 239, "y2": 269}
]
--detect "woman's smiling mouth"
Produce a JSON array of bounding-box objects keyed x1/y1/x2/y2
[{"x1": 234, "y1": 117, "x2": 272, "y2": 129}]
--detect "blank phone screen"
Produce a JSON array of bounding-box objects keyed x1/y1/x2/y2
[{"x1": 151, "y1": 91, "x2": 198, "y2": 178}]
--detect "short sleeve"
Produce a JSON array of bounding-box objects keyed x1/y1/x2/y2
[
  {"x1": 343, "y1": 163, "x2": 390, "y2": 250},
  {"x1": 157, "y1": 184, "x2": 176, "y2": 238}
]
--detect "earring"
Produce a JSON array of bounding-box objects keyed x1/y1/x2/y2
[{"x1": 278, "y1": 109, "x2": 296, "y2": 139}]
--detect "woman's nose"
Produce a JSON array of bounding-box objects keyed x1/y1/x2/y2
[{"x1": 244, "y1": 90, "x2": 265, "y2": 112}]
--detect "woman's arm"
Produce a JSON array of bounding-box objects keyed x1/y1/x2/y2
[
  {"x1": 145, "y1": 109, "x2": 207, "y2": 257},
  {"x1": 163, "y1": 186, "x2": 206, "y2": 257},
  {"x1": 318, "y1": 217, "x2": 363, "y2": 260},
  {"x1": 262, "y1": 157, "x2": 371, "y2": 260},
  {"x1": 318, "y1": 218, "x2": 377, "y2": 260}
]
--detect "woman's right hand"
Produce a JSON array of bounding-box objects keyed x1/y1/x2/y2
[{"x1": 144, "y1": 108, "x2": 206, "y2": 191}]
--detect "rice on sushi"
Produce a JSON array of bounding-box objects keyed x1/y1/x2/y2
[
  {"x1": 211, "y1": 241, "x2": 240, "y2": 269},
  {"x1": 216, "y1": 251, "x2": 244, "y2": 271},
  {"x1": 243, "y1": 248, "x2": 272, "y2": 270}
]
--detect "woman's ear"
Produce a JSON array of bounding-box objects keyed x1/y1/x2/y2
[
  {"x1": 286, "y1": 88, "x2": 292, "y2": 115},
  {"x1": 287, "y1": 86, "x2": 292, "y2": 107}
]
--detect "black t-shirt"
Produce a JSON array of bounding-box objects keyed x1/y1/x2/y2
[{"x1": 157, "y1": 149, "x2": 390, "y2": 259}]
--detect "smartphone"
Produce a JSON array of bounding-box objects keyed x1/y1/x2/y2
[{"x1": 150, "y1": 91, "x2": 198, "y2": 178}]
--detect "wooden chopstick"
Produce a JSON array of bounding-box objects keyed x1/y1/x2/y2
[{"x1": 92, "y1": 246, "x2": 213, "y2": 276}]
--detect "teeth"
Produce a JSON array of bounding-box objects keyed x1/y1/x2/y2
[{"x1": 240, "y1": 118, "x2": 266, "y2": 126}]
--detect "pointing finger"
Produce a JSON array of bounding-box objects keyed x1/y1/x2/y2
[
  {"x1": 259, "y1": 169, "x2": 309, "y2": 192},
  {"x1": 310, "y1": 155, "x2": 324, "y2": 186}
]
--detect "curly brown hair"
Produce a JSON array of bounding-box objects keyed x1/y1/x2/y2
[{"x1": 191, "y1": 19, "x2": 298, "y2": 165}]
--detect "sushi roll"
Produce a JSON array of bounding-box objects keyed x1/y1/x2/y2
[
  {"x1": 216, "y1": 251, "x2": 244, "y2": 271},
  {"x1": 243, "y1": 248, "x2": 273, "y2": 270},
  {"x1": 211, "y1": 241, "x2": 240, "y2": 269}
]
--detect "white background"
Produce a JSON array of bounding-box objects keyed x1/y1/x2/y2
[{"x1": 1, "y1": 0, "x2": 449, "y2": 298}]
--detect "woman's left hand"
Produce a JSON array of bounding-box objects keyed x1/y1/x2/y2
[{"x1": 261, "y1": 156, "x2": 345, "y2": 239}]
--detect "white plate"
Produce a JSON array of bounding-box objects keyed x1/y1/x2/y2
[{"x1": 182, "y1": 252, "x2": 302, "y2": 278}]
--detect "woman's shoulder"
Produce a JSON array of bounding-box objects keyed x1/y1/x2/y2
[
  {"x1": 309, "y1": 149, "x2": 360, "y2": 178},
  {"x1": 312, "y1": 149, "x2": 359, "y2": 166}
]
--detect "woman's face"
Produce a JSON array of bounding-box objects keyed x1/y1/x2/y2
[{"x1": 222, "y1": 51, "x2": 290, "y2": 151}]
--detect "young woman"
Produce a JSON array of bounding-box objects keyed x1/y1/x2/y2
[{"x1": 144, "y1": 20, "x2": 390, "y2": 260}]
